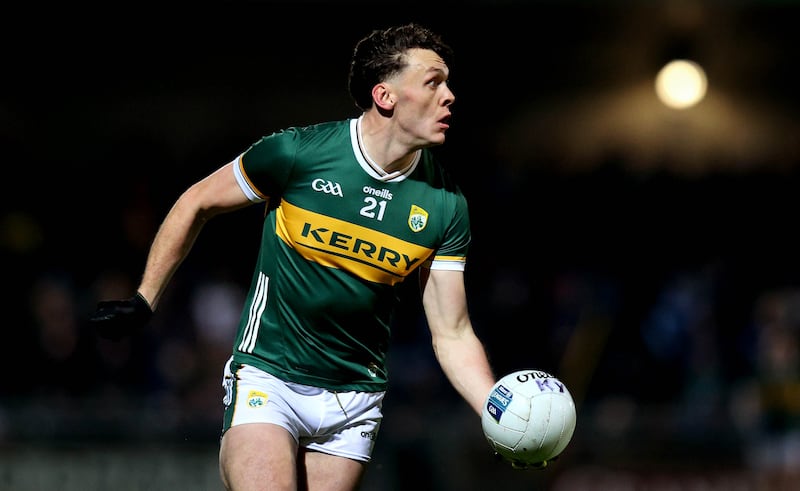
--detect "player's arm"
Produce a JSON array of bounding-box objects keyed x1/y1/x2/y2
[
  {"x1": 420, "y1": 267, "x2": 495, "y2": 415},
  {"x1": 91, "y1": 161, "x2": 260, "y2": 339},
  {"x1": 137, "y1": 161, "x2": 255, "y2": 308}
]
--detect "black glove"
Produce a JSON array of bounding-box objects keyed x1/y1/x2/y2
[
  {"x1": 494, "y1": 452, "x2": 556, "y2": 470},
  {"x1": 89, "y1": 292, "x2": 153, "y2": 340},
  {"x1": 510, "y1": 458, "x2": 551, "y2": 470}
]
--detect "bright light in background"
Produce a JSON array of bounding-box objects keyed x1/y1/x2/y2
[{"x1": 655, "y1": 59, "x2": 708, "y2": 109}]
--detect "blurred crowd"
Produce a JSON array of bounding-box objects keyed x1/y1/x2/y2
[{"x1": 1, "y1": 163, "x2": 799, "y2": 489}]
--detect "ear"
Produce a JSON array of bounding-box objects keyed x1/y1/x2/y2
[{"x1": 372, "y1": 83, "x2": 396, "y2": 111}]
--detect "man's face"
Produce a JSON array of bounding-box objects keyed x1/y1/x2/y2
[{"x1": 390, "y1": 48, "x2": 455, "y2": 147}]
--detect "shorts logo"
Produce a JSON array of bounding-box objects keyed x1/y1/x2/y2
[
  {"x1": 408, "y1": 205, "x2": 428, "y2": 232},
  {"x1": 247, "y1": 390, "x2": 269, "y2": 408}
]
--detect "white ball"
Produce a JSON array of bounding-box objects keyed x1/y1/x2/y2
[{"x1": 481, "y1": 369, "x2": 577, "y2": 468}]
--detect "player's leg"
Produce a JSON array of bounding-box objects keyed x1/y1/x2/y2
[
  {"x1": 219, "y1": 422, "x2": 298, "y2": 491},
  {"x1": 299, "y1": 390, "x2": 383, "y2": 491},
  {"x1": 219, "y1": 359, "x2": 305, "y2": 490},
  {"x1": 301, "y1": 449, "x2": 366, "y2": 491}
]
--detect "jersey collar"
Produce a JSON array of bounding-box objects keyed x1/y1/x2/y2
[{"x1": 351, "y1": 116, "x2": 419, "y2": 182}]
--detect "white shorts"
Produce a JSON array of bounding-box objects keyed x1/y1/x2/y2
[{"x1": 221, "y1": 357, "x2": 384, "y2": 462}]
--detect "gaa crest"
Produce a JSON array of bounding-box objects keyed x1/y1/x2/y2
[{"x1": 408, "y1": 205, "x2": 428, "y2": 232}]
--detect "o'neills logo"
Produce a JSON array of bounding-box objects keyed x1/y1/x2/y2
[{"x1": 408, "y1": 205, "x2": 428, "y2": 232}]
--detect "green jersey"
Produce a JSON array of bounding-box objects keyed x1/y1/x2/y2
[{"x1": 230, "y1": 117, "x2": 470, "y2": 392}]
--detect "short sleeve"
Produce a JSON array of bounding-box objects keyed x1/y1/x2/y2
[
  {"x1": 234, "y1": 128, "x2": 300, "y2": 201},
  {"x1": 427, "y1": 190, "x2": 470, "y2": 271}
]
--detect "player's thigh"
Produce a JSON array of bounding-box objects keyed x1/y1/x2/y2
[
  {"x1": 219, "y1": 422, "x2": 298, "y2": 491},
  {"x1": 301, "y1": 448, "x2": 366, "y2": 491}
]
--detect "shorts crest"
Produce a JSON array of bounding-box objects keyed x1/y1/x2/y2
[{"x1": 247, "y1": 390, "x2": 269, "y2": 408}]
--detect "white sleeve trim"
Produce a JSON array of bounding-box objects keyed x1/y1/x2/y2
[
  {"x1": 426, "y1": 259, "x2": 466, "y2": 271},
  {"x1": 232, "y1": 155, "x2": 265, "y2": 203}
]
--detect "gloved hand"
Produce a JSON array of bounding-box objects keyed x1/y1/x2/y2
[
  {"x1": 494, "y1": 452, "x2": 556, "y2": 470},
  {"x1": 89, "y1": 292, "x2": 153, "y2": 340},
  {"x1": 509, "y1": 458, "x2": 551, "y2": 470}
]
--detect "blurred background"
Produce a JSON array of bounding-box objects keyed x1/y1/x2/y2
[{"x1": 2, "y1": 1, "x2": 799, "y2": 489}]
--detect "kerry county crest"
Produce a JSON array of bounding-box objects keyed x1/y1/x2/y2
[
  {"x1": 247, "y1": 390, "x2": 268, "y2": 408},
  {"x1": 408, "y1": 205, "x2": 428, "y2": 232}
]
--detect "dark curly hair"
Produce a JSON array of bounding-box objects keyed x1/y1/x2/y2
[{"x1": 348, "y1": 23, "x2": 453, "y2": 111}]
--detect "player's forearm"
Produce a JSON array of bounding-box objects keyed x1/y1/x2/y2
[
  {"x1": 433, "y1": 330, "x2": 496, "y2": 416},
  {"x1": 137, "y1": 192, "x2": 209, "y2": 309}
]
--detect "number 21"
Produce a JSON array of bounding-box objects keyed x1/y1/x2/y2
[{"x1": 360, "y1": 197, "x2": 387, "y2": 221}]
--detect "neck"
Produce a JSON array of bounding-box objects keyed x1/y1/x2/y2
[{"x1": 359, "y1": 112, "x2": 417, "y2": 174}]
